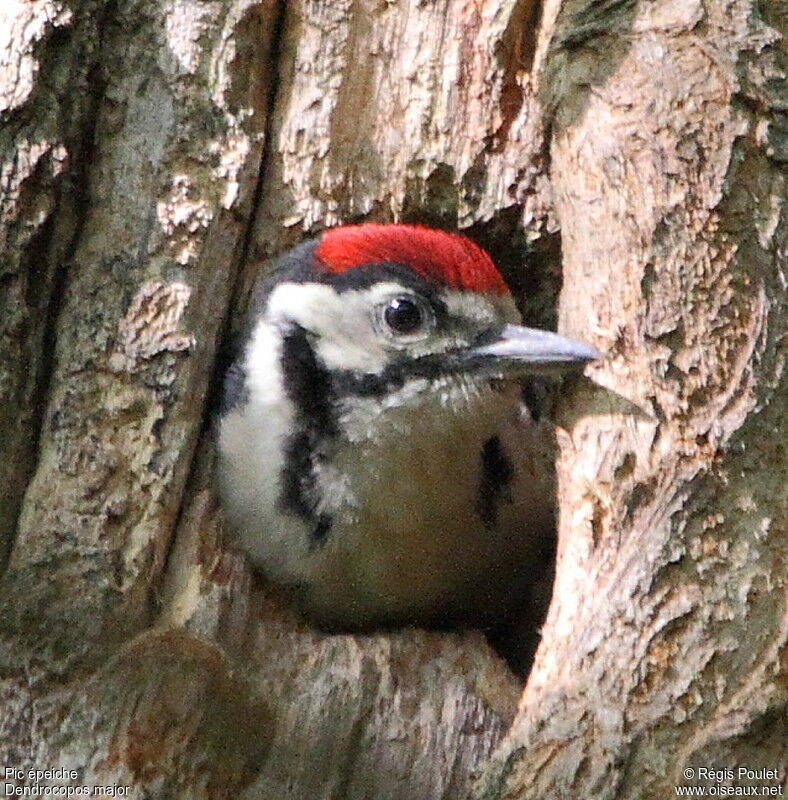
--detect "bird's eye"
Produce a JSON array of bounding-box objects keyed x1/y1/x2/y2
[{"x1": 383, "y1": 297, "x2": 426, "y2": 335}]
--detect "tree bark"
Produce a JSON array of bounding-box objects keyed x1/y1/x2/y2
[
  {"x1": 476, "y1": 0, "x2": 788, "y2": 796},
  {"x1": 0, "y1": 0, "x2": 785, "y2": 799}
]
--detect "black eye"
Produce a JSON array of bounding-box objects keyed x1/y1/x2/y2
[{"x1": 383, "y1": 297, "x2": 425, "y2": 335}]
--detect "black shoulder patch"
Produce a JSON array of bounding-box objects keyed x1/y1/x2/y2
[
  {"x1": 278, "y1": 325, "x2": 338, "y2": 544},
  {"x1": 477, "y1": 436, "x2": 514, "y2": 528},
  {"x1": 280, "y1": 324, "x2": 337, "y2": 441}
]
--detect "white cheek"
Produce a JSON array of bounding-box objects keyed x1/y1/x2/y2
[
  {"x1": 315, "y1": 337, "x2": 387, "y2": 373},
  {"x1": 266, "y1": 282, "x2": 393, "y2": 373}
]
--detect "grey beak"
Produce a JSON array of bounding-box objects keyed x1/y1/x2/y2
[{"x1": 470, "y1": 324, "x2": 602, "y2": 373}]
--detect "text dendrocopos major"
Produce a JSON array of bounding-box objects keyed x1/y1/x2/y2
[{"x1": 217, "y1": 224, "x2": 600, "y2": 638}]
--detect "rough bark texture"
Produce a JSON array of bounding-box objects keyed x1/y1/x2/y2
[
  {"x1": 0, "y1": 1, "x2": 785, "y2": 799},
  {"x1": 476, "y1": 0, "x2": 788, "y2": 797}
]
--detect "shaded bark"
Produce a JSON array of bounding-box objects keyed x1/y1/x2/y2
[{"x1": 1, "y1": 0, "x2": 785, "y2": 798}]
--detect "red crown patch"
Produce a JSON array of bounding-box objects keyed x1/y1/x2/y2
[{"x1": 315, "y1": 224, "x2": 509, "y2": 295}]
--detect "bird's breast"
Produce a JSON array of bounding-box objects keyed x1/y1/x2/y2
[{"x1": 300, "y1": 386, "x2": 555, "y2": 630}]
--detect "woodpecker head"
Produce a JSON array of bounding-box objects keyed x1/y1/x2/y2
[
  {"x1": 227, "y1": 224, "x2": 599, "y2": 412},
  {"x1": 218, "y1": 224, "x2": 601, "y2": 637}
]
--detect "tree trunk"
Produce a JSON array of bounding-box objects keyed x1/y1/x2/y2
[{"x1": 1, "y1": 1, "x2": 785, "y2": 799}]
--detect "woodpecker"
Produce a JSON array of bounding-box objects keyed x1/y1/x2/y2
[{"x1": 216, "y1": 224, "x2": 599, "y2": 636}]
